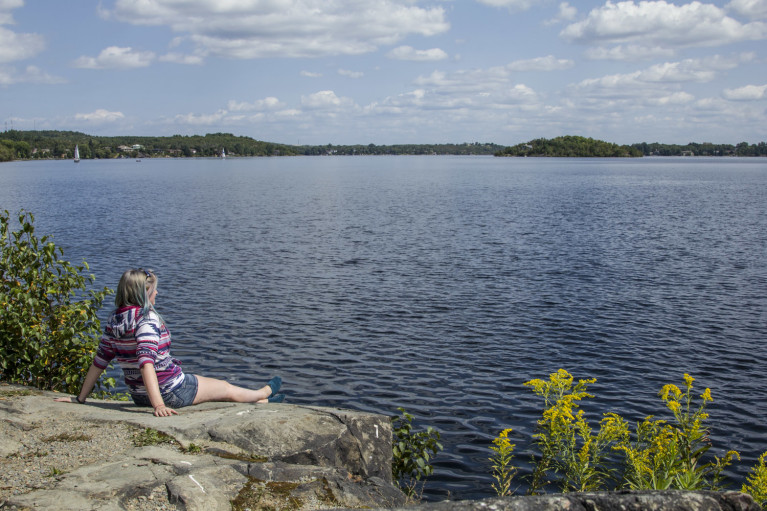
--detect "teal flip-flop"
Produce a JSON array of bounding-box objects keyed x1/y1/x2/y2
[
  {"x1": 267, "y1": 376, "x2": 282, "y2": 396},
  {"x1": 268, "y1": 393, "x2": 286, "y2": 403}
]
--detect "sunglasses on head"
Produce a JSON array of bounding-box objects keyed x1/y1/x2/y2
[{"x1": 138, "y1": 268, "x2": 152, "y2": 279}]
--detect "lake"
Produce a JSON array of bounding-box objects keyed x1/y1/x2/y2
[{"x1": 1, "y1": 155, "x2": 766, "y2": 500}]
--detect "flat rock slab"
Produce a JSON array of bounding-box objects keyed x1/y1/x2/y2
[
  {"x1": 385, "y1": 491, "x2": 759, "y2": 511},
  {"x1": 0, "y1": 384, "x2": 406, "y2": 510}
]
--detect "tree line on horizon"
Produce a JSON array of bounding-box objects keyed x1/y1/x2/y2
[
  {"x1": 1, "y1": 130, "x2": 766, "y2": 162},
  {"x1": 632, "y1": 140, "x2": 767, "y2": 157},
  {"x1": 496, "y1": 136, "x2": 767, "y2": 158},
  {"x1": 0, "y1": 130, "x2": 300, "y2": 161}
]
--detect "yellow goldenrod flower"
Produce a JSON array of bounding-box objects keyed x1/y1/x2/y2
[{"x1": 659, "y1": 384, "x2": 682, "y2": 400}]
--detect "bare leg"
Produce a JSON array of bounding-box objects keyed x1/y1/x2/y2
[{"x1": 192, "y1": 375, "x2": 275, "y2": 405}]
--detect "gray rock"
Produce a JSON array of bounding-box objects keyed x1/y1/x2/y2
[
  {"x1": 387, "y1": 491, "x2": 760, "y2": 511},
  {"x1": 0, "y1": 384, "x2": 405, "y2": 510}
]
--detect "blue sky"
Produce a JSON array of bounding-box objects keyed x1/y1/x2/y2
[{"x1": 1, "y1": 0, "x2": 766, "y2": 145}]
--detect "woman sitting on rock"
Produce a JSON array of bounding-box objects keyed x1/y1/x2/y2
[{"x1": 56, "y1": 268, "x2": 283, "y2": 417}]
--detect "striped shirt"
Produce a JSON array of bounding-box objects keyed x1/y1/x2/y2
[{"x1": 94, "y1": 305, "x2": 184, "y2": 396}]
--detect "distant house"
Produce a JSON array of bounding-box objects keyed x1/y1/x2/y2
[{"x1": 117, "y1": 144, "x2": 144, "y2": 152}]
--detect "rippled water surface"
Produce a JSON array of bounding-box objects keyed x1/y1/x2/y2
[{"x1": 2, "y1": 156, "x2": 766, "y2": 499}]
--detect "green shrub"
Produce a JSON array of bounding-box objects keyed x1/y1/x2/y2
[
  {"x1": 743, "y1": 451, "x2": 767, "y2": 509},
  {"x1": 391, "y1": 407, "x2": 443, "y2": 498},
  {"x1": 0, "y1": 210, "x2": 113, "y2": 393}
]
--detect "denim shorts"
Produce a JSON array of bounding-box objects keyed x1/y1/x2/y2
[{"x1": 132, "y1": 373, "x2": 198, "y2": 409}]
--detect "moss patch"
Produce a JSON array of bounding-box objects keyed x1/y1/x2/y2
[
  {"x1": 231, "y1": 478, "x2": 303, "y2": 511},
  {"x1": 132, "y1": 428, "x2": 176, "y2": 447}
]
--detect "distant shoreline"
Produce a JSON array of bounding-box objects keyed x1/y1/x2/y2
[
  {"x1": 5, "y1": 153, "x2": 767, "y2": 164},
  {"x1": 1, "y1": 130, "x2": 766, "y2": 162}
]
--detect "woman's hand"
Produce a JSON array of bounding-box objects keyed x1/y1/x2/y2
[
  {"x1": 153, "y1": 404, "x2": 178, "y2": 417},
  {"x1": 52, "y1": 364, "x2": 103, "y2": 405},
  {"x1": 53, "y1": 396, "x2": 78, "y2": 403}
]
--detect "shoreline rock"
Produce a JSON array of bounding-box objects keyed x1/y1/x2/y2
[
  {"x1": 0, "y1": 383, "x2": 406, "y2": 510},
  {"x1": 390, "y1": 490, "x2": 759, "y2": 511}
]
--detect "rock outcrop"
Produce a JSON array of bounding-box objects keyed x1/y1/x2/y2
[
  {"x1": 0, "y1": 384, "x2": 406, "y2": 510},
  {"x1": 387, "y1": 490, "x2": 759, "y2": 511}
]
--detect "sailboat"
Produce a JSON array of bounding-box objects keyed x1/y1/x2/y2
[
  {"x1": 221, "y1": 147, "x2": 226, "y2": 159},
  {"x1": 74, "y1": 145, "x2": 80, "y2": 163}
]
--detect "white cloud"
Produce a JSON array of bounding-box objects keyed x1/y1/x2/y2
[
  {"x1": 301, "y1": 70, "x2": 322, "y2": 78},
  {"x1": 545, "y1": 2, "x2": 578, "y2": 25},
  {"x1": 159, "y1": 52, "x2": 203, "y2": 65},
  {"x1": 74, "y1": 109, "x2": 125, "y2": 123},
  {"x1": 0, "y1": 65, "x2": 64, "y2": 85},
  {"x1": 727, "y1": 0, "x2": 767, "y2": 20},
  {"x1": 104, "y1": 0, "x2": 449, "y2": 59},
  {"x1": 558, "y1": 2, "x2": 578, "y2": 20},
  {"x1": 387, "y1": 46, "x2": 448, "y2": 61},
  {"x1": 646, "y1": 91, "x2": 696, "y2": 105},
  {"x1": 639, "y1": 60, "x2": 718, "y2": 83},
  {"x1": 74, "y1": 46, "x2": 155, "y2": 69},
  {"x1": 0, "y1": 0, "x2": 24, "y2": 10},
  {"x1": 723, "y1": 83, "x2": 767, "y2": 100},
  {"x1": 227, "y1": 97, "x2": 283, "y2": 112},
  {"x1": 173, "y1": 109, "x2": 229, "y2": 125},
  {"x1": 585, "y1": 44, "x2": 675, "y2": 61},
  {"x1": 696, "y1": 96, "x2": 733, "y2": 110},
  {"x1": 0, "y1": 0, "x2": 23, "y2": 25},
  {"x1": 561, "y1": 0, "x2": 767, "y2": 58},
  {"x1": 275, "y1": 109, "x2": 302, "y2": 117},
  {"x1": 414, "y1": 67, "x2": 512, "y2": 94},
  {"x1": 475, "y1": 0, "x2": 536, "y2": 11},
  {"x1": 366, "y1": 65, "x2": 540, "y2": 118},
  {"x1": 301, "y1": 90, "x2": 356, "y2": 109},
  {"x1": 503, "y1": 84, "x2": 538, "y2": 101},
  {"x1": 570, "y1": 55, "x2": 750, "y2": 107},
  {"x1": 579, "y1": 56, "x2": 737, "y2": 87},
  {"x1": 506, "y1": 55, "x2": 574, "y2": 71},
  {"x1": 338, "y1": 69, "x2": 364, "y2": 78},
  {"x1": 0, "y1": 26, "x2": 45, "y2": 63}
]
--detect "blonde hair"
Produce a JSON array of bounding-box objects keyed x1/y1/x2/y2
[{"x1": 115, "y1": 269, "x2": 160, "y2": 321}]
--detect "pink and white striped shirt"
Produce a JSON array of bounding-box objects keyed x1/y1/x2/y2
[{"x1": 95, "y1": 305, "x2": 184, "y2": 396}]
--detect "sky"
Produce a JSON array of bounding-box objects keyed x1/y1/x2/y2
[{"x1": 1, "y1": 0, "x2": 766, "y2": 146}]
